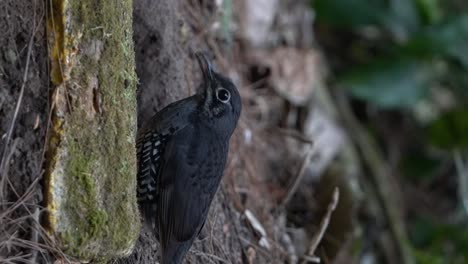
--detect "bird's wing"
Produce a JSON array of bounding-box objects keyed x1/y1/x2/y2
[
  {"x1": 158, "y1": 124, "x2": 224, "y2": 249},
  {"x1": 136, "y1": 96, "x2": 199, "y2": 231},
  {"x1": 136, "y1": 130, "x2": 166, "y2": 232}
]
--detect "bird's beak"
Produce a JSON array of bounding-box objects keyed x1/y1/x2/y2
[{"x1": 196, "y1": 53, "x2": 214, "y2": 84}]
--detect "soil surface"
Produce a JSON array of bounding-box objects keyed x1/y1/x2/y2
[
  {"x1": 0, "y1": 0, "x2": 50, "y2": 261},
  {"x1": 118, "y1": 1, "x2": 250, "y2": 263},
  {"x1": 1, "y1": 1, "x2": 279, "y2": 263},
  {"x1": 0, "y1": 0, "x2": 48, "y2": 198}
]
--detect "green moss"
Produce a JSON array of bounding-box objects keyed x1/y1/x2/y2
[
  {"x1": 60, "y1": 140, "x2": 113, "y2": 260},
  {"x1": 48, "y1": 0, "x2": 140, "y2": 261},
  {"x1": 89, "y1": 209, "x2": 108, "y2": 236}
]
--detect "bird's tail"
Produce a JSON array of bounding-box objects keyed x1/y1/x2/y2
[{"x1": 161, "y1": 240, "x2": 192, "y2": 264}]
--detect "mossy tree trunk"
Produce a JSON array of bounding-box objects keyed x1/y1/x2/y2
[{"x1": 45, "y1": 0, "x2": 140, "y2": 261}]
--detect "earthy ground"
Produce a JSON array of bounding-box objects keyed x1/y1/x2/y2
[
  {"x1": 1, "y1": 0, "x2": 287, "y2": 263},
  {"x1": 2, "y1": 1, "x2": 462, "y2": 264},
  {"x1": 0, "y1": 0, "x2": 51, "y2": 262},
  {"x1": 118, "y1": 1, "x2": 269, "y2": 263}
]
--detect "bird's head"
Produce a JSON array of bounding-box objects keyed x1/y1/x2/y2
[{"x1": 196, "y1": 53, "x2": 242, "y2": 137}]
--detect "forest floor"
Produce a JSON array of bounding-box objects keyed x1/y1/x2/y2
[
  {"x1": 1, "y1": 0, "x2": 415, "y2": 263},
  {"x1": 0, "y1": 0, "x2": 52, "y2": 262},
  {"x1": 1, "y1": 0, "x2": 306, "y2": 263}
]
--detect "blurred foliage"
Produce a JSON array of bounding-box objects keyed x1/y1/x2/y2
[
  {"x1": 339, "y1": 58, "x2": 434, "y2": 108},
  {"x1": 401, "y1": 150, "x2": 441, "y2": 181},
  {"x1": 428, "y1": 108, "x2": 468, "y2": 149},
  {"x1": 315, "y1": 0, "x2": 421, "y2": 38},
  {"x1": 313, "y1": 0, "x2": 468, "y2": 109},
  {"x1": 416, "y1": 0, "x2": 442, "y2": 24},
  {"x1": 312, "y1": 0, "x2": 468, "y2": 263},
  {"x1": 410, "y1": 217, "x2": 468, "y2": 264},
  {"x1": 403, "y1": 15, "x2": 468, "y2": 67}
]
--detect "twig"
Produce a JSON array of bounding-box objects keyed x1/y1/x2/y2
[
  {"x1": 277, "y1": 128, "x2": 314, "y2": 145},
  {"x1": 280, "y1": 230, "x2": 298, "y2": 264},
  {"x1": 301, "y1": 187, "x2": 340, "y2": 264},
  {"x1": 220, "y1": 186, "x2": 248, "y2": 263},
  {"x1": 0, "y1": 140, "x2": 18, "y2": 204},
  {"x1": 191, "y1": 249, "x2": 231, "y2": 264},
  {"x1": 335, "y1": 90, "x2": 415, "y2": 264},
  {"x1": 238, "y1": 236, "x2": 273, "y2": 260},
  {"x1": 281, "y1": 145, "x2": 314, "y2": 207},
  {"x1": 29, "y1": 208, "x2": 40, "y2": 263},
  {"x1": 302, "y1": 255, "x2": 321, "y2": 263},
  {"x1": 0, "y1": 3, "x2": 37, "y2": 196},
  {"x1": 454, "y1": 150, "x2": 468, "y2": 216},
  {"x1": 0, "y1": 176, "x2": 40, "y2": 219}
]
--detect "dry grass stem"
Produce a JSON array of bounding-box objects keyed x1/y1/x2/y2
[
  {"x1": 282, "y1": 145, "x2": 314, "y2": 207},
  {"x1": 301, "y1": 187, "x2": 340, "y2": 264}
]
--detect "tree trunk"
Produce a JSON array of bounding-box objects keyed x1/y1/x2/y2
[{"x1": 45, "y1": 0, "x2": 140, "y2": 261}]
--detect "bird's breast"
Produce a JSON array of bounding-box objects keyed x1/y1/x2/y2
[{"x1": 186, "y1": 135, "x2": 228, "y2": 194}]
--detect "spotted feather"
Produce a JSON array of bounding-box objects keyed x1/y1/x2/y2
[{"x1": 136, "y1": 131, "x2": 166, "y2": 229}]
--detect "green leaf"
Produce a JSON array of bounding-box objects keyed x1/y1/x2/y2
[
  {"x1": 413, "y1": 249, "x2": 445, "y2": 264},
  {"x1": 427, "y1": 108, "x2": 468, "y2": 149},
  {"x1": 415, "y1": 0, "x2": 443, "y2": 24},
  {"x1": 313, "y1": 0, "x2": 387, "y2": 27},
  {"x1": 404, "y1": 14, "x2": 468, "y2": 67},
  {"x1": 410, "y1": 218, "x2": 468, "y2": 262},
  {"x1": 313, "y1": 0, "x2": 422, "y2": 39},
  {"x1": 386, "y1": 0, "x2": 422, "y2": 39},
  {"x1": 401, "y1": 151, "x2": 440, "y2": 182},
  {"x1": 339, "y1": 59, "x2": 434, "y2": 108},
  {"x1": 442, "y1": 63, "x2": 468, "y2": 99}
]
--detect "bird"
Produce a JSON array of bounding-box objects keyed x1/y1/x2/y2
[{"x1": 136, "y1": 53, "x2": 242, "y2": 264}]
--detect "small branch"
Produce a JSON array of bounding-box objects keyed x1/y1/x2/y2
[
  {"x1": 220, "y1": 186, "x2": 248, "y2": 262},
  {"x1": 301, "y1": 187, "x2": 340, "y2": 264},
  {"x1": 29, "y1": 208, "x2": 40, "y2": 263},
  {"x1": 0, "y1": 14, "x2": 35, "y2": 187},
  {"x1": 0, "y1": 140, "x2": 18, "y2": 205},
  {"x1": 277, "y1": 128, "x2": 314, "y2": 145},
  {"x1": 281, "y1": 145, "x2": 314, "y2": 207},
  {"x1": 335, "y1": 91, "x2": 414, "y2": 264},
  {"x1": 454, "y1": 150, "x2": 468, "y2": 216}
]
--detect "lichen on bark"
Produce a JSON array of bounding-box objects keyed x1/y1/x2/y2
[{"x1": 45, "y1": 0, "x2": 140, "y2": 261}]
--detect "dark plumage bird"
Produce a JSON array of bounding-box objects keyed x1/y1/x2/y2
[{"x1": 136, "y1": 54, "x2": 241, "y2": 264}]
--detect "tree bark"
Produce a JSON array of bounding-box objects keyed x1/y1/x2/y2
[{"x1": 45, "y1": 0, "x2": 140, "y2": 261}]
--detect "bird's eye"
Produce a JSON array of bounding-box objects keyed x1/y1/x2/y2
[{"x1": 216, "y1": 88, "x2": 231, "y2": 103}]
